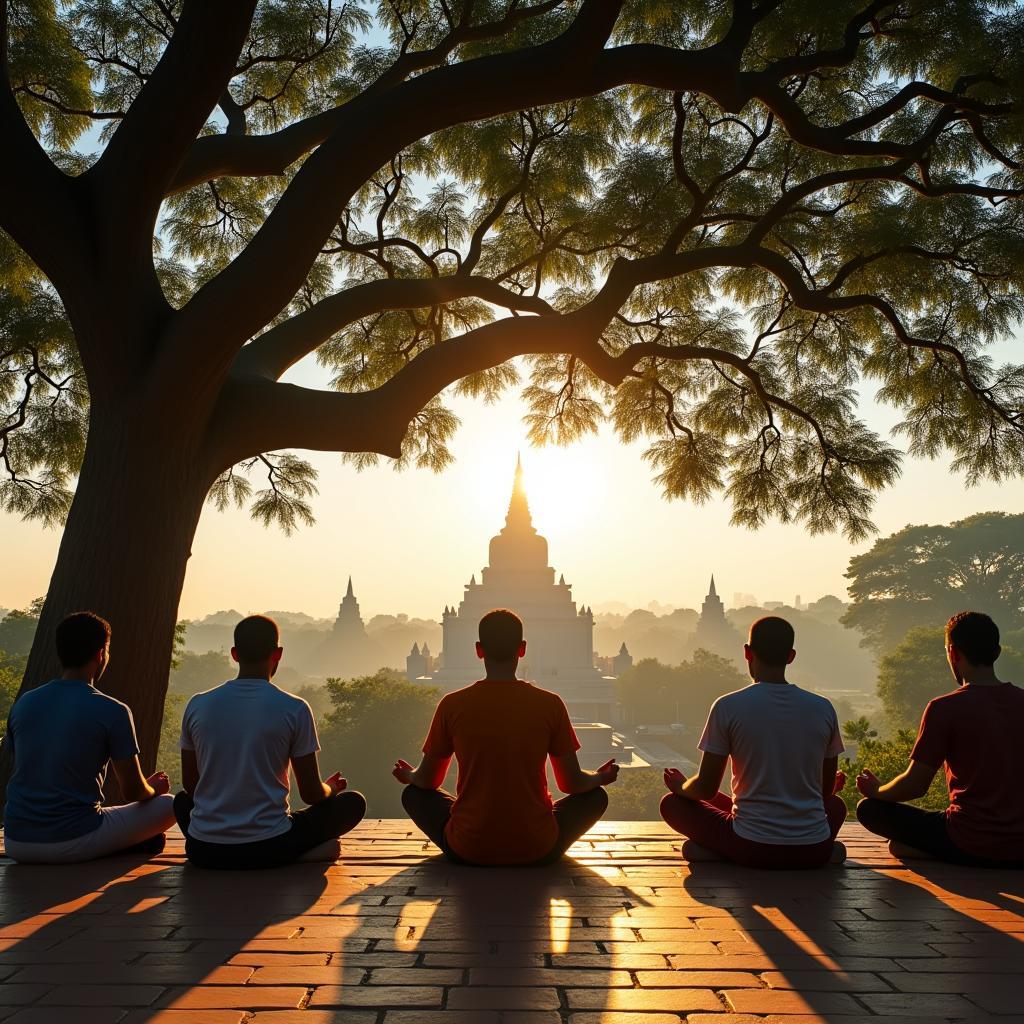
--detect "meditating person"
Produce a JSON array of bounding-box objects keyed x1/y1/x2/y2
[
  {"x1": 856, "y1": 611, "x2": 1024, "y2": 867},
  {"x1": 3, "y1": 612, "x2": 176, "y2": 864},
  {"x1": 660, "y1": 615, "x2": 847, "y2": 868},
  {"x1": 392, "y1": 607, "x2": 618, "y2": 866},
  {"x1": 173, "y1": 615, "x2": 365, "y2": 869}
]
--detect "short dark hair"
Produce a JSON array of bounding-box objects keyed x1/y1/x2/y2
[
  {"x1": 945, "y1": 611, "x2": 1000, "y2": 666},
  {"x1": 55, "y1": 612, "x2": 111, "y2": 669},
  {"x1": 478, "y1": 608, "x2": 524, "y2": 661},
  {"x1": 748, "y1": 616, "x2": 795, "y2": 666},
  {"x1": 233, "y1": 615, "x2": 280, "y2": 661}
]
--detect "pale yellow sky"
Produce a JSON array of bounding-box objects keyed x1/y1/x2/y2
[{"x1": 2, "y1": 354, "x2": 1022, "y2": 623}]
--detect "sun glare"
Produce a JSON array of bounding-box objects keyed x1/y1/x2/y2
[{"x1": 460, "y1": 432, "x2": 607, "y2": 543}]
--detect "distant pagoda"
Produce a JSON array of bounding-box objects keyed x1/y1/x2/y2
[
  {"x1": 690, "y1": 575, "x2": 742, "y2": 660},
  {"x1": 306, "y1": 576, "x2": 383, "y2": 677},
  {"x1": 418, "y1": 457, "x2": 617, "y2": 724}
]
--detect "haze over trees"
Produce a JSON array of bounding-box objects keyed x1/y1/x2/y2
[{"x1": 3, "y1": 1, "x2": 1024, "y2": 771}]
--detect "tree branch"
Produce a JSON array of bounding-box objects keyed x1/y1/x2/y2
[
  {"x1": 234, "y1": 274, "x2": 554, "y2": 380},
  {"x1": 91, "y1": 0, "x2": 258, "y2": 234}
]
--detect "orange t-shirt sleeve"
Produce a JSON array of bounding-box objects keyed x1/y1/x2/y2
[
  {"x1": 422, "y1": 699, "x2": 454, "y2": 758},
  {"x1": 549, "y1": 697, "x2": 580, "y2": 757}
]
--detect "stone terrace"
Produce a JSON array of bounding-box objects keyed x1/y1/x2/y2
[{"x1": 1, "y1": 821, "x2": 1022, "y2": 1024}]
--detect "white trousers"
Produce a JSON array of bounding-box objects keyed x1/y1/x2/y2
[{"x1": 3, "y1": 795, "x2": 176, "y2": 864}]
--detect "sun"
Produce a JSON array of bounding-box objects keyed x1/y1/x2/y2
[{"x1": 458, "y1": 432, "x2": 608, "y2": 541}]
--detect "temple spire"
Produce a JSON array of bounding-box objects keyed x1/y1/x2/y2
[
  {"x1": 504, "y1": 453, "x2": 534, "y2": 532},
  {"x1": 346, "y1": 575, "x2": 354, "y2": 598},
  {"x1": 708, "y1": 574, "x2": 717, "y2": 598}
]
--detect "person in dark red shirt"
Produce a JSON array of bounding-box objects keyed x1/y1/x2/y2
[
  {"x1": 856, "y1": 611, "x2": 1024, "y2": 867},
  {"x1": 391, "y1": 608, "x2": 619, "y2": 866}
]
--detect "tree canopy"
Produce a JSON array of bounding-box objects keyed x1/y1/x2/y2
[
  {"x1": 4, "y1": 1, "x2": 1024, "y2": 769},
  {"x1": 843, "y1": 511, "x2": 1024, "y2": 653},
  {"x1": 4, "y1": 1, "x2": 1024, "y2": 540},
  {"x1": 876, "y1": 623, "x2": 1024, "y2": 726}
]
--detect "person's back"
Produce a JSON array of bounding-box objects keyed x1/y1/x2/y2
[
  {"x1": 174, "y1": 615, "x2": 365, "y2": 869},
  {"x1": 913, "y1": 682, "x2": 1024, "y2": 860},
  {"x1": 393, "y1": 608, "x2": 618, "y2": 866},
  {"x1": 3, "y1": 612, "x2": 175, "y2": 864},
  {"x1": 6, "y1": 680, "x2": 139, "y2": 841},
  {"x1": 181, "y1": 679, "x2": 317, "y2": 843},
  {"x1": 704, "y1": 682, "x2": 840, "y2": 844},
  {"x1": 427, "y1": 679, "x2": 576, "y2": 863},
  {"x1": 660, "y1": 615, "x2": 846, "y2": 869}
]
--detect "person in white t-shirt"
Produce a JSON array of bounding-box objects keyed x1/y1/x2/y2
[
  {"x1": 659, "y1": 616, "x2": 848, "y2": 868},
  {"x1": 173, "y1": 615, "x2": 366, "y2": 869}
]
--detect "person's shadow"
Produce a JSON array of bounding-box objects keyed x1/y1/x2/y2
[
  {"x1": 679, "y1": 853, "x2": 1024, "y2": 1019},
  {"x1": 0, "y1": 840, "x2": 330, "y2": 1019}
]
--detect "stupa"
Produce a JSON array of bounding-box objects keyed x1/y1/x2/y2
[{"x1": 421, "y1": 457, "x2": 618, "y2": 723}]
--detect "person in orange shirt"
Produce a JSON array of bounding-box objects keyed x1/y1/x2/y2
[{"x1": 392, "y1": 608, "x2": 619, "y2": 865}]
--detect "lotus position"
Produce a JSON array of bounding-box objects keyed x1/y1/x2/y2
[
  {"x1": 3, "y1": 612, "x2": 176, "y2": 864},
  {"x1": 857, "y1": 612, "x2": 1024, "y2": 867},
  {"x1": 660, "y1": 616, "x2": 847, "y2": 868},
  {"x1": 173, "y1": 615, "x2": 365, "y2": 869},
  {"x1": 393, "y1": 608, "x2": 618, "y2": 866}
]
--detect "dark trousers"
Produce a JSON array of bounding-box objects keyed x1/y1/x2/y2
[
  {"x1": 660, "y1": 790, "x2": 847, "y2": 869},
  {"x1": 401, "y1": 784, "x2": 608, "y2": 866},
  {"x1": 856, "y1": 798, "x2": 1024, "y2": 869},
  {"x1": 173, "y1": 790, "x2": 366, "y2": 869}
]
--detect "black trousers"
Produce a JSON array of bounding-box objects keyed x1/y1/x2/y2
[
  {"x1": 401, "y1": 784, "x2": 608, "y2": 866},
  {"x1": 173, "y1": 790, "x2": 366, "y2": 869},
  {"x1": 856, "y1": 798, "x2": 1024, "y2": 869}
]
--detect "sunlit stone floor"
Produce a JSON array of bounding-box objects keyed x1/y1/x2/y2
[{"x1": 1, "y1": 820, "x2": 1022, "y2": 1023}]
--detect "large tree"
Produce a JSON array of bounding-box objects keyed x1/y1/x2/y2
[
  {"x1": 844, "y1": 511, "x2": 1024, "y2": 652},
  {"x1": 2, "y1": 1, "x2": 1024, "y2": 780}
]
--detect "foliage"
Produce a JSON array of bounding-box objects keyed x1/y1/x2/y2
[
  {"x1": 844, "y1": 513, "x2": 1024, "y2": 654},
  {"x1": 167, "y1": 649, "x2": 234, "y2": 698},
  {"x1": 605, "y1": 768, "x2": 667, "y2": 821},
  {"x1": 839, "y1": 729, "x2": 950, "y2": 815},
  {"x1": 0, "y1": 599, "x2": 43, "y2": 657},
  {"x1": 876, "y1": 626, "x2": 1024, "y2": 728},
  {"x1": 318, "y1": 669, "x2": 441, "y2": 817},
  {"x1": 0, "y1": 651, "x2": 27, "y2": 736},
  {"x1": 156, "y1": 692, "x2": 185, "y2": 790},
  {"x1": 616, "y1": 650, "x2": 748, "y2": 733},
  {"x1": 842, "y1": 716, "x2": 878, "y2": 744},
  {"x1": 2, "y1": 2, "x2": 1024, "y2": 543}
]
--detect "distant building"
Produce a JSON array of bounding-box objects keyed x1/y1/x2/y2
[
  {"x1": 594, "y1": 642, "x2": 633, "y2": 678},
  {"x1": 613, "y1": 642, "x2": 633, "y2": 676},
  {"x1": 690, "y1": 575, "x2": 742, "y2": 661},
  {"x1": 306, "y1": 577, "x2": 384, "y2": 677},
  {"x1": 405, "y1": 641, "x2": 438, "y2": 681},
  {"x1": 415, "y1": 457, "x2": 618, "y2": 725}
]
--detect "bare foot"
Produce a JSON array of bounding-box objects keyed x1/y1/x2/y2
[
  {"x1": 298, "y1": 838, "x2": 341, "y2": 863},
  {"x1": 888, "y1": 839, "x2": 934, "y2": 860},
  {"x1": 829, "y1": 841, "x2": 847, "y2": 865},
  {"x1": 681, "y1": 839, "x2": 725, "y2": 862}
]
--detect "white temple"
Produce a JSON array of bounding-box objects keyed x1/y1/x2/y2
[{"x1": 417, "y1": 457, "x2": 619, "y2": 724}]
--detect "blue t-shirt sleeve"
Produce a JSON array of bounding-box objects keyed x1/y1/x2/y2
[{"x1": 108, "y1": 701, "x2": 141, "y2": 761}]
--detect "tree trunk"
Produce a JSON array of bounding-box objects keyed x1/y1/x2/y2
[{"x1": 1, "y1": 405, "x2": 213, "y2": 810}]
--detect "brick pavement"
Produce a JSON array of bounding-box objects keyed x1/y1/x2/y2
[{"x1": 1, "y1": 821, "x2": 1022, "y2": 1023}]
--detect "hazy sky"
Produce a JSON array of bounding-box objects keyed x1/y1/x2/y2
[{"x1": 3, "y1": 349, "x2": 1022, "y2": 624}]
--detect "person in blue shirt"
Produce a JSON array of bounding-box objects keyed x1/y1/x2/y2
[{"x1": 3, "y1": 612, "x2": 175, "y2": 863}]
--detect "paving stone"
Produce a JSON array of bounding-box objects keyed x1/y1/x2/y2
[
  {"x1": 309, "y1": 985, "x2": 443, "y2": 1008},
  {"x1": 446, "y1": 987, "x2": 560, "y2": 1010},
  {"x1": 724, "y1": 990, "x2": 865, "y2": 1014},
  {"x1": 34, "y1": 985, "x2": 165, "y2": 1007},
  {"x1": 566, "y1": 988, "x2": 721, "y2": 1012}
]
